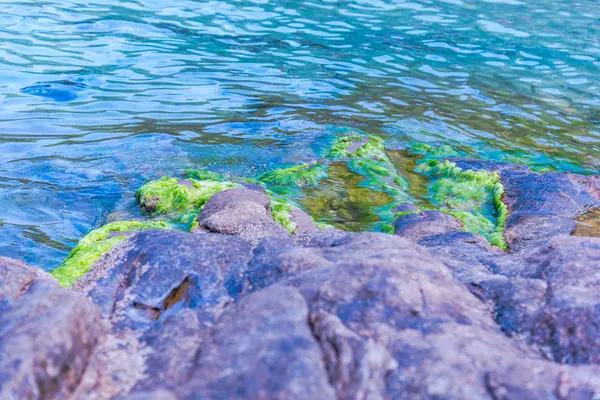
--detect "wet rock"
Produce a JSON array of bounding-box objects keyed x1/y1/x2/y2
[
  {"x1": 0, "y1": 258, "x2": 104, "y2": 399},
  {"x1": 197, "y1": 188, "x2": 290, "y2": 244}
]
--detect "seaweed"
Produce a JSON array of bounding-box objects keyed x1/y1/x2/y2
[
  {"x1": 259, "y1": 164, "x2": 327, "y2": 188},
  {"x1": 136, "y1": 176, "x2": 239, "y2": 230},
  {"x1": 51, "y1": 220, "x2": 171, "y2": 287},
  {"x1": 417, "y1": 159, "x2": 508, "y2": 249}
]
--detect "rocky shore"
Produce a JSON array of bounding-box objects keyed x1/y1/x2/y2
[{"x1": 3, "y1": 134, "x2": 600, "y2": 399}]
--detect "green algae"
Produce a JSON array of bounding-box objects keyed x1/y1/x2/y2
[
  {"x1": 417, "y1": 159, "x2": 508, "y2": 249},
  {"x1": 183, "y1": 169, "x2": 228, "y2": 181},
  {"x1": 326, "y1": 134, "x2": 389, "y2": 161},
  {"x1": 136, "y1": 177, "x2": 238, "y2": 216},
  {"x1": 409, "y1": 142, "x2": 460, "y2": 158},
  {"x1": 136, "y1": 176, "x2": 239, "y2": 230},
  {"x1": 51, "y1": 220, "x2": 171, "y2": 287},
  {"x1": 301, "y1": 162, "x2": 395, "y2": 232},
  {"x1": 52, "y1": 135, "x2": 517, "y2": 289},
  {"x1": 270, "y1": 196, "x2": 297, "y2": 234},
  {"x1": 259, "y1": 164, "x2": 327, "y2": 188}
]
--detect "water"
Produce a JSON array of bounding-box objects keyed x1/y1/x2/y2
[{"x1": 1, "y1": 0, "x2": 599, "y2": 270}]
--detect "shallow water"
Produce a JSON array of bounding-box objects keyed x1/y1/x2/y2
[{"x1": 1, "y1": 0, "x2": 599, "y2": 269}]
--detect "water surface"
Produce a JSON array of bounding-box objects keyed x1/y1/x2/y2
[{"x1": 1, "y1": 0, "x2": 599, "y2": 269}]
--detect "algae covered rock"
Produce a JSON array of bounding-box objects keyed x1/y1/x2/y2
[
  {"x1": 417, "y1": 159, "x2": 508, "y2": 249},
  {"x1": 7, "y1": 170, "x2": 600, "y2": 398},
  {"x1": 136, "y1": 175, "x2": 240, "y2": 229},
  {"x1": 259, "y1": 163, "x2": 328, "y2": 188},
  {"x1": 50, "y1": 220, "x2": 171, "y2": 287}
]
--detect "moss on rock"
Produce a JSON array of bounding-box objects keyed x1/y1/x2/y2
[
  {"x1": 270, "y1": 197, "x2": 297, "y2": 234},
  {"x1": 51, "y1": 220, "x2": 171, "y2": 287},
  {"x1": 260, "y1": 164, "x2": 327, "y2": 188},
  {"x1": 183, "y1": 169, "x2": 228, "y2": 181},
  {"x1": 136, "y1": 176, "x2": 240, "y2": 230},
  {"x1": 136, "y1": 177, "x2": 238, "y2": 216},
  {"x1": 417, "y1": 159, "x2": 508, "y2": 249}
]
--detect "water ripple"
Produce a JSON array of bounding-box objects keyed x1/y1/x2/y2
[{"x1": 0, "y1": 0, "x2": 599, "y2": 268}]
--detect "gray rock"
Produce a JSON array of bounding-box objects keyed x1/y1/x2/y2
[
  {"x1": 0, "y1": 258, "x2": 104, "y2": 400},
  {"x1": 501, "y1": 169, "x2": 600, "y2": 252},
  {"x1": 394, "y1": 210, "x2": 463, "y2": 241},
  {"x1": 197, "y1": 188, "x2": 290, "y2": 244},
  {"x1": 178, "y1": 285, "x2": 336, "y2": 400},
  {"x1": 74, "y1": 229, "x2": 253, "y2": 333}
]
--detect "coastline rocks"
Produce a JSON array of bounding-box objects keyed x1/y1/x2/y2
[{"x1": 5, "y1": 161, "x2": 600, "y2": 399}]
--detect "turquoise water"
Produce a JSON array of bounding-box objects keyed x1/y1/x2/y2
[{"x1": 1, "y1": 0, "x2": 599, "y2": 269}]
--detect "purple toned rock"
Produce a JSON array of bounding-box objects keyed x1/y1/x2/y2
[
  {"x1": 197, "y1": 188, "x2": 290, "y2": 244},
  {"x1": 0, "y1": 258, "x2": 104, "y2": 399}
]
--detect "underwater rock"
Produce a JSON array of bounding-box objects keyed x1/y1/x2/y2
[{"x1": 20, "y1": 79, "x2": 86, "y2": 102}]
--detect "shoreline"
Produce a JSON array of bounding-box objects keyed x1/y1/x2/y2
[{"x1": 3, "y1": 135, "x2": 600, "y2": 398}]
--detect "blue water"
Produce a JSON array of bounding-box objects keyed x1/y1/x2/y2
[{"x1": 1, "y1": 0, "x2": 599, "y2": 269}]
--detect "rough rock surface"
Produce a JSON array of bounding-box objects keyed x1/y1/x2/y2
[
  {"x1": 0, "y1": 258, "x2": 105, "y2": 400},
  {"x1": 197, "y1": 188, "x2": 290, "y2": 244},
  {"x1": 4, "y1": 163, "x2": 600, "y2": 399}
]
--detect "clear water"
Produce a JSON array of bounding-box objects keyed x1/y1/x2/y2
[{"x1": 1, "y1": 0, "x2": 599, "y2": 270}]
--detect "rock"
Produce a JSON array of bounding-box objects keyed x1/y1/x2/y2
[
  {"x1": 501, "y1": 169, "x2": 600, "y2": 252},
  {"x1": 197, "y1": 188, "x2": 290, "y2": 244},
  {"x1": 73, "y1": 229, "x2": 253, "y2": 332},
  {"x1": 394, "y1": 210, "x2": 463, "y2": 242},
  {"x1": 310, "y1": 311, "x2": 397, "y2": 400},
  {"x1": 244, "y1": 236, "x2": 329, "y2": 292},
  {"x1": 134, "y1": 309, "x2": 206, "y2": 391},
  {"x1": 525, "y1": 236, "x2": 600, "y2": 364},
  {"x1": 178, "y1": 285, "x2": 336, "y2": 400},
  {"x1": 288, "y1": 208, "x2": 317, "y2": 234},
  {"x1": 0, "y1": 256, "x2": 57, "y2": 304},
  {"x1": 6, "y1": 162, "x2": 600, "y2": 399},
  {"x1": 281, "y1": 233, "x2": 600, "y2": 398},
  {"x1": 293, "y1": 228, "x2": 350, "y2": 248},
  {"x1": 0, "y1": 258, "x2": 104, "y2": 399}
]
